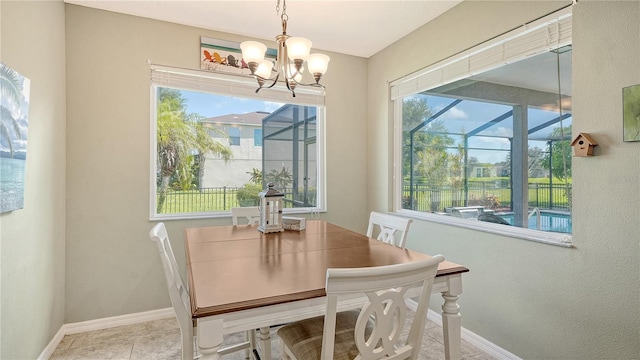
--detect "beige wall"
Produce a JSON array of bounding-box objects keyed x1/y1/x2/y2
[
  {"x1": 369, "y1": 1, "x2": 640, "y2": 359},
  {"x1": 0, "y1": 1, "x2": 67, "y2": 359},
  {"x1": 64, "y1": 5, "x2": 368, "y2": 322},
  {"x1": 3, "y1": 1, "x2": 638, "y2": 359}
]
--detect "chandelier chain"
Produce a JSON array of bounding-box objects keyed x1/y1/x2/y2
[{"x1": 277, "y1": 0, "x2": 288, "y2": 22}]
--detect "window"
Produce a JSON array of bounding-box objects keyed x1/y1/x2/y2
[
  {"x1": 254, "y1": 129, "x2": 263, "y2": 146},
  {"x1": 392, "y1": 8, "x2": 573, "y2": 245},
  {"x1": 150, "y1": 66, "x2": 326, "y2": 220},
  {"x1": 228, "y1": 127, "x2": 240, "y2": 145}
]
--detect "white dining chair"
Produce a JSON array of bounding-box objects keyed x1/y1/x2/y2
[
  {"x1": 231, "y1": 206, "x2": 261, "y2": 225},
  {"x1": 148, "y1": 223, "x2": 257, "y2": 360},
  {"x1": 277, "y1": 255, "x2": 445, "y2": 360},
  {"x1": 366, "y1": 211, "x2": 413, "y2": 248}
]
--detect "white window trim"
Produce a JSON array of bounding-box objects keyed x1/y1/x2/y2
[
  {"x1": 390, "y1": 6, "x2": 572, "y2": 100},
  {"x1": 396, "y1": 209, "x2": 573, "y2": 248},
  {"x1": 391, "y1": 7, "x2": 573, "y2": 247},
  {"x1": 149, "y1": 65, "x2": 327, "y2": 220}
]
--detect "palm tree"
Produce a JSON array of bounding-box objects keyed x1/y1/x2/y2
[
  {"x1": 156, "y1": 88, "x2": 232, "y2": 212},
  {"x1": 246, "y1": 168, "x2": 262, "y2": 185},
  {"x1": 0, "y1": 64, "x2": 24, "y2": 158}
]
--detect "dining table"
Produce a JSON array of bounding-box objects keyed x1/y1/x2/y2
[{"x1": 185, "y1": 219, "x2": 469, "y2": 360}]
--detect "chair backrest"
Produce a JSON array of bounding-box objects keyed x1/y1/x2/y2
[
  {"x1": 321, "y1": 255, "x2": 444, "y2": 360},
  {"x1": 231, "y1": 206, "x2": 261, "y2": 225},
  {"x1": 366, "y1": 211, "x2": 413, "y2": 248},
  {"x1": 149, "y1": 223, "x2": 193, "y2": 360}
]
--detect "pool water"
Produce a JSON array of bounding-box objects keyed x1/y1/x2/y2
[{"x1": 499, "y1": 211, "x2": 572, "y2": 233}]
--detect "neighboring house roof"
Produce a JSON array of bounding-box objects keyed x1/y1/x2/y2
[{"x1": 202, "y1": 111, "x2": 269, "y2": 126}]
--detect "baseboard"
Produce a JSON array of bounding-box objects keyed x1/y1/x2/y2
[
  {"x1": 63, "y1": 307, "x2": 174, "y2": 335},
  {"x1": 38, "y1": 307, "x2": 174, "y2": 360},
  {"x1": 37, "y1": 326, "x2": 66, "y2": 360},
  {"x1": 407, "y1": 299, "x2": 522, "y2": 360},
  {"x1": 456, "y1": 321, "x2": 522, "y2": 360}
]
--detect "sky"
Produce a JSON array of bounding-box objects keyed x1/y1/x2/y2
[
  {"x1": 408, "y1": 93, "x2": 572, "y2": 165},
  {"x1": 182, "y1": 90, "x2": 283, "y2": 118},
  {"x1": 177, "y1": 86, "x2": 571, "y2": 166}
]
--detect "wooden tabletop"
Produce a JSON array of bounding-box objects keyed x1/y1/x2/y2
[{"x1": 185, "y1": 220, "x2": 468, "y2": 318}]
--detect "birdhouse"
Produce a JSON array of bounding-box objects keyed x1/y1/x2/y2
[
  {"x1": 570, "y1": 133, "x2": 598, "y2": 157},
  {"x1": 258, "y1": 183, "x2": 284, "y2": 233}
]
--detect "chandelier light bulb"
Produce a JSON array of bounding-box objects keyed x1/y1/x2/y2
[
  {"x1": 240, "y1": 41, "x2": 267, "y2": 64},
  {"x1": 255, "y1": 60, "x2": 274, "y2": 79},
  {"x1": 308, "y1": 53, "x2": 330, "y2": 75},
  {"x1": 286, "y1": 37, "x2": 312, "y2": 61}
]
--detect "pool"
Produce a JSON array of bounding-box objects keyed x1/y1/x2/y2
[{"x1": 499, "y1": 211, "x2": 572, "y2": 233}]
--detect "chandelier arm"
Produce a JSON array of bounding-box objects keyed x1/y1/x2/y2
[
  {"x1": 263, "y1": 72, "x2": 281, "y2": 89},
  {"x1": 254, "y1": 71, "x2": 281, "y2": 93},
  {"x1": 285, "y1": 80, "x2": 296, "y2": 98},
  {"x1": 288, "y1": 79, "x2": 326, "y2": 89}
]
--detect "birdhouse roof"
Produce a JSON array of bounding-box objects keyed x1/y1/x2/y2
[{"x1": 570, "y1": 133, "x2": 598, "y2": 146}]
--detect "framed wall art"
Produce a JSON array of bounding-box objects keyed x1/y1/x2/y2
[
  {"x1": 0, "y1": 62, "x2": 30, "y2": 213},
  {"x1": 200, "y1": 36, "x2": 277, "y2": 76},
  {"x1": 623, "y1": 83, "x2": 640, "y2": 142}
]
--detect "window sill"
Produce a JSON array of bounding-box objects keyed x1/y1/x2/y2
[
  {"x1": 150, "y1": 207, "x2": 325, "y2": 221},
  {"x1": 395, "y1": 209, "x2": 573, "y2": 248}
]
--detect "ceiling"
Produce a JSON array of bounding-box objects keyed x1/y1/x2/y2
[
  {"x1": 63, "y1": 0, "x2": 462, "y2": 58},
  {"x1": 63, "y1": 0, "x2": 570, "y2": 100},
  {"x1": 471, "y1": 48, "x2": 572, "y2": 96}
]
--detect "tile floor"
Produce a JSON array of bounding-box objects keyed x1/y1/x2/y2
[{"x1": 49, "y1": 315, "x2": 497, "y2": 360}]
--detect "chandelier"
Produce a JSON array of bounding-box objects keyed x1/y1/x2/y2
[{"x1": 240, "y1": 0, "x2": 330, "y2": 97}]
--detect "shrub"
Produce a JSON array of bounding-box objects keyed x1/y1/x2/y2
[{"x1": 236, "y1": 183, "x2": 262, "y2": 206}]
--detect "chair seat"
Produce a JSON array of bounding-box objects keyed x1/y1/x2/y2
[{"x1": 277, "y1": 310, "x2": 372, "y2": 360}]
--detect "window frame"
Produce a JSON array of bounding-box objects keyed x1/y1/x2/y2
[
  {"x1": 254, "y1": 128, "x2": 263, "y2": 146},
  {"x1": 228, "y1": 127, "x2": 240, "y2": 146},
  {"x1": 149, "y1": 65, "x2": 327, "y2": 220},
  {"x1": 391, "y1": 7, "x2": 573, "y2": 247}
]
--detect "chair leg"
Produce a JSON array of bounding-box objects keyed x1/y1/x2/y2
[
  {"x1": 192, "y1": 334, "x2": 200, "y2": 359},
  {"x1": 258, "y1": 327, "x2": 272, "y2": 360},
  {"x1": 245, "y1": 329, "x2": 258, "y2": 360}
]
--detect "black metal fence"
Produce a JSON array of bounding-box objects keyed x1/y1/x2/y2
[
  {"x1": 159, "y1": 182, "x2": 571, "y2": 214},
  {"x1": 402, "y1": 182, "x2": 571, "y2": 213},
  {"x1": 158, "y1": 186, "x2": 313, "y2": 214},
  {"x1": 528, "y1": 183, "x2": 572, "y2": 211},
  {"x1": 159, "y1": 187, "x2": 240, "y2": 214}
]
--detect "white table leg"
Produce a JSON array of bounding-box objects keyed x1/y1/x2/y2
[
  {"x1": 259, "y1": 326, "x2": 272, "y2": 360},
  {"x1": 441, "y1": 274, "x2": 463, "y2": 360},
  {"x1": 197, "y1": 318, "x2": 224, "y2": 360}
]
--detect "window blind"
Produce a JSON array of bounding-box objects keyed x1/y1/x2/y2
[
  {"x1": 150, "y1": 65, "x2": 325, "y2": 106},
  {"x1": 390, "y1": 6, "x2": 572, "y2": 100}
]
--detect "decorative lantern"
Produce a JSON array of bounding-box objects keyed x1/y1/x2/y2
[{"x1": 258, "y1": 183, "x2": 284, "y2": 233}]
